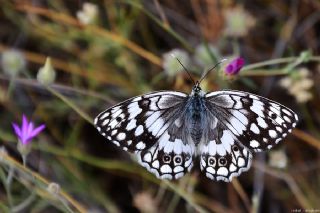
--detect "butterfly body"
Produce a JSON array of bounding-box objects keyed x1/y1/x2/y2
[{"x1": 94, "y1": 85, "x2": 298, "y2": 181}]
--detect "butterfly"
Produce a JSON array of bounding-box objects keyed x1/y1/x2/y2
[{"x1": 94, "y1": 63, "x2": 298, "y2": 182}]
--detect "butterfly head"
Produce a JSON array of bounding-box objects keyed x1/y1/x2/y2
[{"x1": 191, "y1": 81, "x2": 204, "y2": 97}]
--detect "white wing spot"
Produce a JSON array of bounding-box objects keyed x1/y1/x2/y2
[
  {"x1": 132, "y1": 97, "x2": 142, "y2": 102},
  {"x1": 276, "y1": 126, "x2": 283, "y2": 133},
  {"x1": 283, "y1": 116, "x2": 291, "y2": 123},
  {"x1": 143, "y1": 153, "x2": 152, "y2": 162},
  {"x1": 117, "y1": 132, "x2": 126, "y2": 140},
  {"x1": 100, "y1": 112, "x2": 109, "y2": 120},
  {"x1": 238, "y1": 157, "x2": 245, "y2": 167},
  {"x1": 112, "y1": 141, "x2": 120, "y2": 146},
  {"x1": 217, "y1": 167, "x2": 228, "y2": 176},
  {"x1": 135, "y1": 125, "x2": 144, "y2": 136},
  {"x1": 111, "y1": 129, "x2": 117, "y2": 136},
  {"x1": 136, "y1": 141, "x2": 146, "y2": 149},
  {"x1": 126, "y1": 119, "x2": 137, "y2": 131},
  {"x1": 152, "y1": 160, "x2": 160, "y2": 169},
  {"x1": 160, "y1": 165, "x2": 172, "y2": 173},
  {"x1": 102, "y1": 119, "x2": 110, "y2": 126},
  {"x1": 268, "y1": 130, "x2": 277, "y2": 138},
  {"x1": 250, "y1": 140, "x2": 260, "y2": 148},
  {"x1": 257, "y1": 117, "x2": 268, "y2": 128},
  {"x1": 250, "y1": 100, "x2": 265, "y2": 117},
  {"x1": 250, "y1": 123, "x2": 260, "y2": 134},
  {"x1": 282, "y1": 108, "x2": 291, "y2": 116}
]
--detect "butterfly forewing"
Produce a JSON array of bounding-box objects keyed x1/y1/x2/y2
[
  {"x1": 205, "y1": 90, "x2": 298, "y2": 152},
  {"x1": 94, "y1": 91, "x2": 187, "y2": 152}
]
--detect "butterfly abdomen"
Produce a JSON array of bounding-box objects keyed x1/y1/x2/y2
[{"x1": 188, "y1": 96, "x2": 206, "y2": 144}]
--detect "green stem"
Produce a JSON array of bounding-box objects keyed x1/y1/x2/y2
[
  {"x1": 123, "y1": 0, "x2": 194, "y2": 53},
  {"x1": 46, "y1": 86, "x2": 93, "y2": 125},
  {"x1": 22, "y1": 155, "x2": 27, "y2": 167},
  {"x1": 242, "y1": 56, "x2": 320, "y2": 71},
  {"x1": 12, "y1": 191, "x2": 36, "y2": 213},
  {"x1": 5, "y1": 165, "x2": 14, "y2": 210}
]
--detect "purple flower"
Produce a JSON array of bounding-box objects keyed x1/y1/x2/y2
[
  {"x1": 225, "y1": 57, "x2": 245, "y2": 75},
  {"x1": 12, "y1": 115, "x2": 45, "y2": 145}
]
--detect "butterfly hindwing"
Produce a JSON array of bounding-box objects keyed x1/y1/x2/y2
[
  {"x1": 137, "y1": 129, "x2": 195, "y2": 179},
  {"x1": 199, "y1": 134, "x2": 252, "y2": 182},
  {"x1": 204, "y1": 90, "x2": 298, "y2": 152}
]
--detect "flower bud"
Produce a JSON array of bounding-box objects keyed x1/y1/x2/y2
[
  {"x1": 1, "y1": 49, "x2": 26, "y2": 77},
  {"x1": 37, "y1": 57, "x2": 56, "y2": 85},
  {"x1": 76, "y1": 2, "x2": 98, "y2": 25},
  {"x1": 47, "y1": 182, "x2": 60, "y2": 197}
]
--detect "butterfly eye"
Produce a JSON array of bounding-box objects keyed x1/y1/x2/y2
[
  {"x1": 219, "y1": 157, "x2": 227, "y2": 166},
  {"x1": 174, "y1": 155, "x2": 182, "y2": 165},
  {"x1": 163, "y1": 154, "x2": 171, "y2": 163},
  {"x1": 208, "y1": 156, "x2": 216, "y2": 166}
]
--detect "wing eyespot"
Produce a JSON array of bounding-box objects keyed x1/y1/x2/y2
[
  {"x1": 208, "y1": 156, "x2": 216, "y2": 166},
  {"x1": 232, "y1": 145, "x2": 239, "y2": 152},
  {"x1": 218, "y1": 157, "x2": 227, "y2": 166},
  {"x1": 174, "y1": 155, "x2": 182, "y2": 165},
  {"x1": 163, "y1": 154, "x2": 171, "y2": 163}
]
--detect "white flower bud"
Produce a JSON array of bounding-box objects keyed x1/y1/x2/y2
[
  {"x1": 37, "y1": 57, "x2": 56, "y2": 85},
  {"x1": 77, "y1": 2, "x2": 98, "y2": 25},
  {"x1": 47, "y1": 182, "x2": 60, "y2": 196},
  {"x1": 1, "y1": 49, "x2": 26, "y2": 77}
]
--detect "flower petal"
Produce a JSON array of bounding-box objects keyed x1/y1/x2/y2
[
  {"x1": 27, "y1": 122, "x2": 34, "y2": 136},
  {"x1": 22, "y1": 114, "x2": 28, "y2": 135},
  {"x1": 224, "y1": 57, "x2": 244, "y2": 75},
  {"x1": 30, "y1": 124, "x2": 46, "y2": 138},
  {"x1": 12, "y1": 123, "x2": 22, "y2": 138}
]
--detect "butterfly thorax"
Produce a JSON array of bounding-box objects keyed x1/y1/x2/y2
[{"x1": 187, "y1": 85, "x2": 206, "y2": 145}]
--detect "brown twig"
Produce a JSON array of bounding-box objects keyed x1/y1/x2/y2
[
  {"x1": 292, "y1": 129, "x2": 320, "y2": 150},
  {"x1": 152, "y1": 0, "x2": 170, "y2": 28}
]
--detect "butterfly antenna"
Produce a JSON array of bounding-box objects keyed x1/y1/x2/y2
[
  {"x1": 176, "y1": 58, "x2": 196, "y2": 85},
  {"x1": 198, "y1": 59, "x2": 227, "y2": 83}
]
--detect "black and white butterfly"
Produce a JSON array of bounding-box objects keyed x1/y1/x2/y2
[{"x1": 94, "y1": 66, "x2": 298, "y2": 182}]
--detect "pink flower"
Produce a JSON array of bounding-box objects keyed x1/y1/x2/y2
[
  {"x1": 12, "y1": 115, "x2": 45, "y2": 145},
  {"x1": 225, "y1": 57, "x2": 245, "y2": 75}
]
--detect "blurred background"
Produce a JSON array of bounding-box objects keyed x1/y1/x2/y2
[{"x1": 0, "y1": 0, "x2": 320, "y2": 212}]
